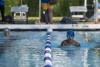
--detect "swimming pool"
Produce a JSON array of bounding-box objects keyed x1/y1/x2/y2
[{"x1": 0, "y1": 31, "x2": 100, "y2": 67}]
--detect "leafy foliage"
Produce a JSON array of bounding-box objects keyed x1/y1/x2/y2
[
  {"x1": 5, "y1": 0, "x2": 20, "y2": 15},
  {"x1": 5, "y1": 0, "x2": 94, "y2": 17}
]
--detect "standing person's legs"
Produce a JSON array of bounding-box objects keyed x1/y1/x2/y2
[
  {"x1": 0, "y1": 6, "x2": 5, "y2": 22},
  {"x1": 41, "y1": 3, "x2": 49, "y2": 24},
  {"x1": 47, "y1": 8, "x2": 53, "y2": 23},
  {"x1": 43, "y1": 10, "x2": 49, "y2": 24},
  {"x1": 48, "y1": 4, "x2": 53, "y2": 24}
]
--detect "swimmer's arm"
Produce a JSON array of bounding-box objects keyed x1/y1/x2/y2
[
  {"x1": 74, "y1": 42, "x2": 80, "y2": 47},
  {"x1": 61, "y1": 42, "x2": 63, "y2": 46},
  {"x1": 59, "y1": 41, "x2": 64, "y2": 47},
  {"x1": 75, "y1": 44, "x2": 80, "y2": 47}
]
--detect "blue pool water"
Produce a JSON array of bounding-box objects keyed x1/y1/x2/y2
[{"x1": 0, "y1": 31, "x2": 100, "y2": 67}]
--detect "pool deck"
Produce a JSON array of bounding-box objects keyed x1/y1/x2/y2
[{"x1": 0, "y1": 24, "x2": 100, "y2": 31}]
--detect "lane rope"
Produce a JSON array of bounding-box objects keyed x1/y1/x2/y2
[{"x1": 44, "y1": 28, "x2": 53, "y2": 67}]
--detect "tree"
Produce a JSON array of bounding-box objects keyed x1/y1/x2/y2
[
  {"x1": 5, "y1": 0, "x2": 20, "y2": 15},
  {"x1": 27, "y1": 0, "x2": 39, "y2": 16},
  {"x1": 54, "y1": 0, "x2": 79, "y2": 17},
  {"x1": 86, "y1": 0, "x2": 94, "y2": 18},
  {"x1": 5, "y1": 0, "x2": 94, "y2": 17}
]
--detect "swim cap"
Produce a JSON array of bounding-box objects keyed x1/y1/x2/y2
[
  {"x1": 4, "y1": 28, "x2": 10, "y2": 32},
  {"x1": 67, "y1": 30, "x2": 75, "y2": 37}
]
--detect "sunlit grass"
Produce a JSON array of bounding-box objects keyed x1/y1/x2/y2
[{"x1": 28, "y1": 17, "x2": 63, "y2": 21}]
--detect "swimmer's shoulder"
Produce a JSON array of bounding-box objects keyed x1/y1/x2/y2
[
  {"x1": 73, "y1": 40, "x2": 80, "y2": 47},
  {"x1": 60, "y1": 39, "x2": 68, "y2": 47}
]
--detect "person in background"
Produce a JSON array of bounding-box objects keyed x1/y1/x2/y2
[
  {"x1": 0, "y1": 0, "x2": 5, "y2": 22},
  {"x1": 41, "y1": 0, "x2": 56, "y2": 24},
  {"x1": 60, "y1": 30, "x2": 80, "y2": 47}
]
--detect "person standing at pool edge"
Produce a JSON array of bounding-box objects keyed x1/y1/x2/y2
[
  {"x1": 41, "y1": 0, "x2": 57, "y2": 24},
  {"x1": 60, "y1": 30, "x2": 80, "y2": 47},
  {"x1": 0, "y1": 0, "x2": 5, "y2": 22}
]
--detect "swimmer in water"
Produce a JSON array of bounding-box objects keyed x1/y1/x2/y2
[
  {"x1": 60, "y1": 30, "x2": 80, "y2": 47},
  {"x1": 3, "y1": 28, "x2": 10, "y2": 39}
]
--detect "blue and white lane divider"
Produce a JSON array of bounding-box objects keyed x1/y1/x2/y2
[{"x1": 44, "y1": 28, "x2": 53, "y2": 67}]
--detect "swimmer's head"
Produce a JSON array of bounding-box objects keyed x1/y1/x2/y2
[
  {"x1": 67, "y1": 30, "x2": 75, "y2": 41},
  {"x1": 67, "y1": 30, "x2": 75, "y2": 37},
  {"x1": 4, "y1": 28, "x2": 10, "y2": 32},
  {"x1": 3, "y1": 28, "x2": 10, "y2": 37}
]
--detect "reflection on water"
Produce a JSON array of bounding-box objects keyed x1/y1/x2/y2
[
  {"x1": 0, "y1": 31, "x2": 45, "y2": 67},
  {"x1": 52, "y1": 48, "x2": 100, "y2": 67},
  {"x1": 0, "y1": 31, "x2": 100, "y2": 67},
  {"x1": 52, "y1": 31, "x2": 100, "y2": 67}
]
